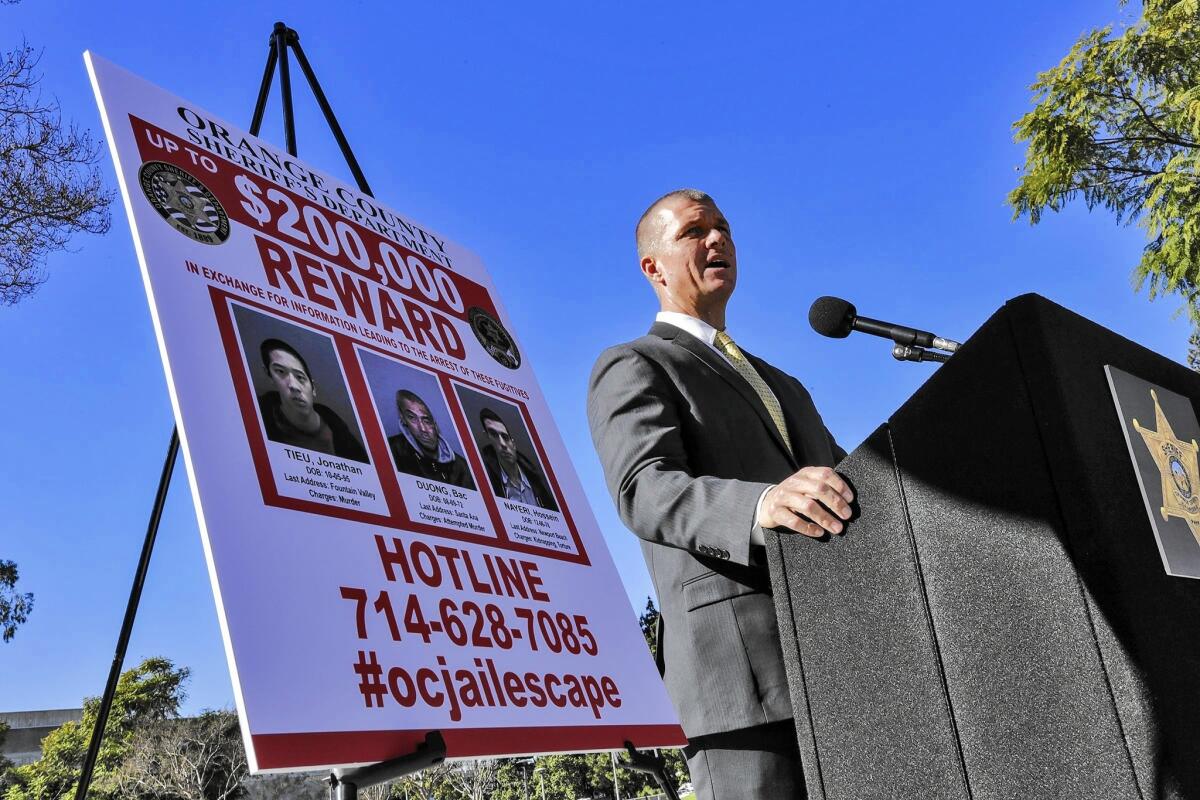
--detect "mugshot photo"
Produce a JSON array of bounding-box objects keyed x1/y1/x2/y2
[
  {"x1": 358, "y1": 349, "x2": 476, "y2": 491},
  {"x1": 231, "y1": 304, "x2": 369, "y2": 464},
  {"x1": 454, "y1": 386, "x2": 558, "y2": 512}
]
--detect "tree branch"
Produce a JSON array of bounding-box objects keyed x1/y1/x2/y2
[{"x1": 1115, "y1": 85, "x2": 1199, "y2": 148}]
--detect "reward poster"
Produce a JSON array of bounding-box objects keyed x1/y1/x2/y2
[{"x1": 86, "y1": 53, "x2": 684, "y2": 772}]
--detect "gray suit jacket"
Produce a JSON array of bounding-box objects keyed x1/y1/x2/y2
[{"x1": 587, "y1": 322, "x2": 844, "y2": 738}]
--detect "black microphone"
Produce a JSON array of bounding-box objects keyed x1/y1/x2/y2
[{"x1": 808, "y1": 296, "x2": 960, "y2": 353}]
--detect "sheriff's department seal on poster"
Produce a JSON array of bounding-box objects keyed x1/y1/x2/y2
[
  {"x1": 138, "y1": 160, "x2": 230, "y2": 245},
  {"x1": 469, "y1": 306, "x2": 521, "y2": 369}
]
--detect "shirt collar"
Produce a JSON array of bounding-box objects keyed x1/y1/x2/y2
[
  {"x1": 655, "y1": 311, "x2": 724, "y2": 348},
  {"x1": 501, "y1": 466, "x2": 529, "y2": 490}
]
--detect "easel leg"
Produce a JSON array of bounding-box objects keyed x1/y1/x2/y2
[
  {"x1": 620, "y1": 741, "x2": 681, "y2": 800},
  {"x1": 73, "y1": 427, "x2": 179, "y2": 800}
]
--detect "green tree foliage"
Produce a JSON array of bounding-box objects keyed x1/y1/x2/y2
[
  {"x1": 638, "y1": 597, "x2": 659, "y2": 657},
  {"x1": 388, "y1": 764, "x2": 455, "y2": 800},
  {"x1": 4, "y1": 657, "x2": 188, "y2": 800},
  {"x1": 1188, "y1": 328, "x2": 1200, "y2": 371},
  {"x1": 0, "y1": 560, "x2": 33, "y2": 643},
  {"x1": 1009, "y1": 0, "x2": 1200, "y2": 318},
  {"x1": 492, "y1": 754, "x2": 657, "y2": 800},
  {"x1": 0, "y1": 723, "x2": 15, "y2": 793}
]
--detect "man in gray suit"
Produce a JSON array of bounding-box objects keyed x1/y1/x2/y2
[{"x1": 587, "y1": 189, "x2": 853, "y2": 799}]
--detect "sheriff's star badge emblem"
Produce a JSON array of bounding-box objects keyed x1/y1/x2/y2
[{"x1": 1133, "y1": 389, "x2": 1200, "y2": 544}]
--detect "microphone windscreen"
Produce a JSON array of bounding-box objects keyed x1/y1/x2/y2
[{"x1": 808, "y1": 296, "x2": 855, "y2": 338}]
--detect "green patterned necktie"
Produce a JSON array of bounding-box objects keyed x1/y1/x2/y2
[{"x1": 713, "y1": 330, "x2": 793, "y2": 456}]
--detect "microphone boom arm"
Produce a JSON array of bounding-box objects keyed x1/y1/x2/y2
[{"x1": 856, "y1": 316, "x2": 960, "y2": 353}]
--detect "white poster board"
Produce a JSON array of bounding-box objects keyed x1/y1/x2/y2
[{"x1": 86, "y1": 52, "x2": 684, "y2": 773}]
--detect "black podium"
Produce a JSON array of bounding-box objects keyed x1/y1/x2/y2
[{"x1": 767, "y1": 294, "x2": 1200, "y2": 799}]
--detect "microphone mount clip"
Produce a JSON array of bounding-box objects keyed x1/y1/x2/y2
[{"x1": 892, "y1": 343, "x2": 951, "y2": 364}]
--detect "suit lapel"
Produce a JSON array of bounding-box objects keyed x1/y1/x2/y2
[{"x1": 650, "y1": 322, "x2": 798, "y2": 467}]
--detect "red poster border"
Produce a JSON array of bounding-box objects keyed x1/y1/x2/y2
[{"x1": 251, "y1": 723, "x2": 687, "y2": 770}]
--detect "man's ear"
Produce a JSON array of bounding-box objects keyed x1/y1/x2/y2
[{"x1": 641, "y1": 254, "x2": 664, "y2": 287}]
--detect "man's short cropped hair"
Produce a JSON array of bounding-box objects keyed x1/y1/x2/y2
[
  {"x1": 479, "y1": 407, "x2": 507, "y2": 431},
  {"x1": 260, "y1": 338, "x2": 311, "y2": 378},
  {"x1": 635, "y1": 188, "x2": 715, "y2": 259},
  {"x1": 396, "y1": 389, "x2": 429, "y2": 412}
]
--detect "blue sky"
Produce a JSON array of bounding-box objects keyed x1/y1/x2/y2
[{"x1": 1, "y1": 0, "x2": 1185, "y2": 717}]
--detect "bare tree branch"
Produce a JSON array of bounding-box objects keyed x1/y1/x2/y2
[
  {"x1": 117, "y1": 710, "x2": 248, "y2": 800},
  {"x1": 0, "y1": 42, "x2": 112, "y2": 305}
]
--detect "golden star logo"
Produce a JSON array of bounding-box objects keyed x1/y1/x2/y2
[{"x1": 1133, "y1": 389, "x2": 1200, "y2": 544}]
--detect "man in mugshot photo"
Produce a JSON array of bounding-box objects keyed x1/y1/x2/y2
[
  {"x1": 387, "y1": 389, "x2": 476, "y2": 489},
  {"x1": 478, "y1": 407, "x2": 558, "y2": 511},
  {"x1": 257, "y1": 338, "x2": 369, "y2": 463}
]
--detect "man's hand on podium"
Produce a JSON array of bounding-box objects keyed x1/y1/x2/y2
[{"x1": 758, "y1": 466, "x2": 854, "y2": 538}]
